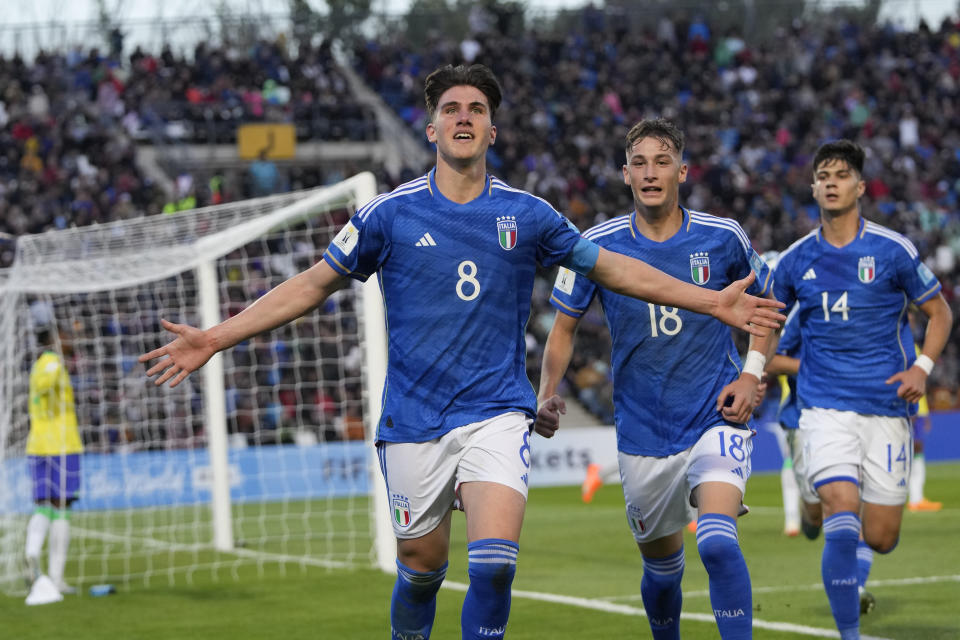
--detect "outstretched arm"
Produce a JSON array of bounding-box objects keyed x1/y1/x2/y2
[
  {"x1": 535, "y1": 311, "x2": 581, "y2": 438},
  {"x1": 587, "y1": 247, "x2": 785, "y2": 336},
  {"x1": 140, "y1": 259, "x2": 350, "y2": 387},
  {"x1": 886, "y1": 293, "x2": 953, "y2": 402},
  {"x1": 766, "y1": 354, "x2": 800, "y2": 377}
]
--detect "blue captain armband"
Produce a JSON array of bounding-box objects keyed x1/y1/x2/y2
[{"x1": 560, "y1": 237, "x2": 600, "y2": 275}]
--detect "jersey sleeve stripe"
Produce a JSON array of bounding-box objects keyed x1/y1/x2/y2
[
  {"x1": 913, "y1": 283, "x2": 942, "y2": 304},
  {"x1": 688, "y1": 211, "x2": 751, "y2": 251},
  {"x1": 489, "y1": 180, "x2": 570, "y2": 222},
  {"x1": 322, "y1": 253, "x2": 369, "y2": 281},
  {"x1": 863, "y1": 222, "x2": 919, "y2": 259},
  {"x1": 761, "y1": 267, "x2": 773, "y2": 294},
  {"x1": 583, "y1": 216, "x2": 631, "y2": 240},
  {"x1": 356, "y1": 178, "x2": 430, "y2": 222},
  {"x1": 549, "y1": 295, "x2": 586, "y2": 317}
]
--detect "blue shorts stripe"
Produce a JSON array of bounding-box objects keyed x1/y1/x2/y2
[{"x1": 814, "y1": 475, "x2": 859, "y2": 490}]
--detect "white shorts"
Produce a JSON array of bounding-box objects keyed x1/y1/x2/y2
[
  {"x1": 799, "y1": 408, "x2": 911, "y2": 506},
  {"x1": 784, "y1": 428, "x2": 820, "y2": 504},
  {"x1": 377, "y1": 412, "x2": 532, "y2": 539},
  {"x1": 619, "y1": 425, "x2": 753, "y2": 543}
]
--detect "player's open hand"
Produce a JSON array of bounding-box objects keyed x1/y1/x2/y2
[
  {"x1": 534, "y1": 395, "x2": 567, "y2": 438},
  {"x1": 885, "y1": 366, "x2": 927, "y2": 403},
  {"x1": 715, "y1": 272, "x2": 786, "y2": 336},
  {"x1": 716, "y1": 375, "x2": 758, "y2": 424},
  {"x1": 139, "y1": 319, "x2": 216, "y2": 388}
]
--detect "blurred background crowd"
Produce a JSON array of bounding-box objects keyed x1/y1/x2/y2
[{"x1": 3, "y1": 0, "x2": 960, "y2": 448}]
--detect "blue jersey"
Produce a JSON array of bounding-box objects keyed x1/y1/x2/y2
[
  {"x1": 772, "y1": 218, "x2": 940, "y2": 417},
  {"x1": 323, "y1": 170, "x2": 582, "y2": 443},
  {"x1": 550, "y1": 208, "x2": 772, "y2": 456},
  {"x1": 776, "y1": 305, "x2": 800, "y2": 429}
]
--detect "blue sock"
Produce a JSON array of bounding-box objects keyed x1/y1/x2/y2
[
  {"x1": 641, "y1": 548, "x2": 684, "y2": 640},
  {"x1": 856, "y1": 540, "x2": 873, "y2": 589},
  {"x1": 461, "y1": 539, "x2": 518, "y2": 640},
  {"x1": 391, "y1": 559, "x2": 447, "y2": 640},
  {"x1": 822, "y1": 512, "x2": 860, "y2": 638},
  {"x1": 696, "y1": 514, "x2": 752, "y2": 640}
]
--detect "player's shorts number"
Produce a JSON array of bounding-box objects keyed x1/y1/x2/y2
[
  {"x1": 718, "y1": 431, "x2": 747, "y2": 462},
  {"x1": 886, "y1": 442, "x2": 908, "y2": 473},
  {"x1": 647, "y1": 304, "x2": 682, "y2": 337},
  {"x1": 518, "y1": 431, "x2": 531, "y2": 468},
  {"x1": 456, "y1": 260, "x2": 480, "y2": 301}
]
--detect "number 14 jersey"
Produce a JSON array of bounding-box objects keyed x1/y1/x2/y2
[{"x1": 772, "y1": 217, "x2": 941, "y2": 418}]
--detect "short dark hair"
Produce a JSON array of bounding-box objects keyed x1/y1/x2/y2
[
  {"x1": 625, "y1": 118, "x2": 685, "y2": 157},
  {"x1": 35, "y1": 327, "x2": 53, "y2": 348},
  {"x1": 813, "y1": 139, "x2": 865, "y2": 175},
  {"x1": 424, "y1": 64, "x2": 502, "y2": 120}
]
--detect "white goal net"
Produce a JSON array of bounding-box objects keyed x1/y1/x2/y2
[{"x1": 0, "y1": 172, "x2": 394, "y2": 595}]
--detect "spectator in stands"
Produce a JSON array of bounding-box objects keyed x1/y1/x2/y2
[{"x1": 249, "y1": 149, "x2": 281, "y2": 196}]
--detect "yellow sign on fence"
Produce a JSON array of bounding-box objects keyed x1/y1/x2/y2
[{"x1": 237, "y1": 123, "x2": 296, "y2": 160}]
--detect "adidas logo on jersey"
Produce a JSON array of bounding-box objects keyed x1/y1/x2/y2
[
  {"x1": 802, "y1": 268, "x2": 817, "y2": 280},
  {"x1": 415, "y1": 233, "x2": 437, "y2": 247}
]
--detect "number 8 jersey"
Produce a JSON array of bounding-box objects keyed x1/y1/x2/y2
[
  {"x1": 549, "y1": 208, "x2": 772, "y2": 457},
  {"x1": 323, "y1": 169, "x2": 582, "y2": 443},
  {"x1": 772, "y1": 218, "x2": 941, "y2": 418}
]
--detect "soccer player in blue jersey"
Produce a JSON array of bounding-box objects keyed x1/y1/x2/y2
[
  {"x1": 538, "y1": 118, "x2": 774, "y2": 640},
  {"x1": 768, "y1": 309, "x2": 880, "y2": 616},
  {"x1": 140, "y1": 66, "x2": 784, "y2": 640},
  {"x1": 772, "y1": 140, "x2": 952, "y2": 639}
]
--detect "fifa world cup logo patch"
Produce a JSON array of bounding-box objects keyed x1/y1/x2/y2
[
  {"x1": 690, "y1": 252, "x2": 710, "y2": 285},
  {"x1": 497, "y1": 216, "x2": 518, "y2": 250},
  {"x1": 858, "y1": 256, "x2": 876, "y2": 283},
  {"x1": 392, "y1": 493, "x2": 412, "y2": 528}
]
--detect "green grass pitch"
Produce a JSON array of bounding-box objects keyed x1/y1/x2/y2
[{"x1": 4, "y1": 463, "x2": 959, "y2": 639}]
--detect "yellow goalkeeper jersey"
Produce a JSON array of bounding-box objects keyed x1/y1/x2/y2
[{"x1": 26, "y1": 351, "x2": 83, "y2": 456}]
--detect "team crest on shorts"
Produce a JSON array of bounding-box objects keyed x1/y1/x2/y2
[
  {"x1": 690, "y1": 252, "x2": 710, "y2": 285},
  {"x1": 497, "y1": 216, "x2": 518, "y2": 250},
  {"x1": 392, "y1": 494, "x2": 411, "y2": 528},
  {"x1": 626, "y1": 505, "x2": 646, "y2": 535},
  {"x1": 858, "y1": 256, "x2": 876, "y2": 283}
]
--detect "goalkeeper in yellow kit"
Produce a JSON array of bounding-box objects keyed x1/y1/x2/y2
[{"x1": 25, "y1": 327, "x2": 82, "y2": 595}]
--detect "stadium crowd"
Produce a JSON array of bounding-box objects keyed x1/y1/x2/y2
[
  {"x1": 3, "y1": 5, "x2": 960, "y2": 449},
  {"x1": 0, "y1": 37, "x2": 377, "y2": 268},
  {"x1": 355, "y1": 7, "x2": 960, "y2": 415}
]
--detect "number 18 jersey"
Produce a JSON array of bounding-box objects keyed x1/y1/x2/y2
[
  {"x1": 323, "y1": 169, "x2": 582, "y2": 443},
  {"x1": 550, "y1": 208, "x2": 771, "y2": 457},
  {"x1": 772, "y1": 218, "x2": 941, "y2": 417}
]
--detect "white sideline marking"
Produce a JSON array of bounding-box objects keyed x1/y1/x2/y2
[
  {"x1": 605, "y1": 574, "x2": 960, "y2": 600},
  {"x1": 72, "y1": 525, "x2": 904, "y2": 638},
  {"x1": 441, "y1": 580, "x2": 894, "y2": 639}
]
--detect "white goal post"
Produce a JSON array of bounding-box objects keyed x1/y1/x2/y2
[{"x1": 0, "y1": 172, "x2": 395, "y2": 594}]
